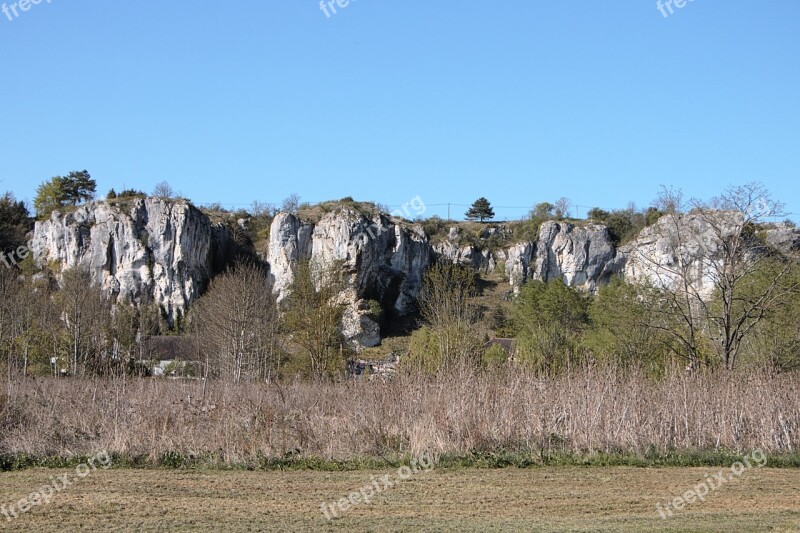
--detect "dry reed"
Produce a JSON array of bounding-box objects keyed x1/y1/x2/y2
[{"x1": 1, "y1": 365, "x2": 797, "y2": 464}]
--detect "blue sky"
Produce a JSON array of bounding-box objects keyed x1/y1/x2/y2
[{"x1": 1, "y1": 0, "x2": 798, "y2": 221}]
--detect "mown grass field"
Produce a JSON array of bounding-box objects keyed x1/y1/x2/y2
[{"x1": 1, "y1": 467, "x2": 798, "y2": 532}]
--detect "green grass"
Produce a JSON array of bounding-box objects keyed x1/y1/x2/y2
[{"x1": 3, "y1": 449, "x2": 799, "y2": 473}]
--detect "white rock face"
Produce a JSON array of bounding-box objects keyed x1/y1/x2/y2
[
  {"x1": 505, "y1": 242, "x2": 534, "y2": 290},
  {"x1": 34, "y1": 199, "x2": 797, "y2": 352},
  {"x1": 29, "y1": 198, "x2": 224, "y2": 324},
  {"x1": 267, "y1": 213, "x2": 314, "y2": 300},
  {"x1": 433, "y1": 241, "x2": 494, "y2": 273},
  {"x1": 267, "y1": 210, "x2": 626, "y2": 348},
  {"x1": 620, "y1": 212, "x2": 743, "y2": 298},
  {"x1": 267, "y1": 208, "x2": 433, "y2": 349},
  {"x1": 532, "y1": 221, "x2": 621, "y2": 291}
]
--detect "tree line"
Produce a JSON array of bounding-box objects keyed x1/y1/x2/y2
[{"x1": 0, "y1": 257, "x2": 350, "y2": 382}]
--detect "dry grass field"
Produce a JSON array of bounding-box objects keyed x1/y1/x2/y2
[
  {"x1": 3, "y1": 368, "x2": 799, "y2": 463},
  {"x1": 3, "y1": 370, "x2": 799, "y2": 531},
  {"x1": 1, "y1": 467, "x2": 799, "y2": 532}
]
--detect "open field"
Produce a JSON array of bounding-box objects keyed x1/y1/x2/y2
[
  {"x1": 1, "y1": 467, "x2": 799, "y2": 532},
  {"x1": 3, "y1": 371, "x2": 798, "y2": 531}
]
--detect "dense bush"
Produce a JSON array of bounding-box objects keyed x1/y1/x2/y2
[{"x1": 511, "y1": 280, "x2": 589, "y2": 373}]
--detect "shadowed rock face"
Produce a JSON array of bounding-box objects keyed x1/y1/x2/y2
[
  {"x1": 267, "y1": 212, "x2": 314, "y2": 300},
  {"x1": 268, "y1": 210, "x2": 433, "y2": 313},
  {"x1": 267, "y1": 209, "x2": 433, "y2": 349},
  {"x1": 530, "y1": 221, "x2": 621, "y2": 291},
  {"x1": 29, "y1": 198, "x2": 228, "y2": 325}
]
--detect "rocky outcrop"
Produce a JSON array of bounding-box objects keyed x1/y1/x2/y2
[
  {"x1": 501, "y1": 222, "x2": 621, "y2": 293},
  {"x1": 433, "y1": 240, "x2": 496, "y2": 273},
  {"x1": 240, "y1": 207, "x2": 800, "y2": 353},
  {"x1": 765, "y1": 222, "x2": 800, "y2": 254},
  {"x1": 389, "y1": 223, "x2": 433, "y2": 314},
  {"x1": 266, "y1": 209, "x2": 433, "y2": 349},
  {"x1": 619, "y1": 214, "x2": 800, "y2": 300},
  {"x1": 266, "y1": 211, "x2": 628, "y2": 348},
  {"x1": 505, "y1": 242, "x2": 534, "y2": 289},
  {"x1": 434, "y1": 222, "x2": 620, "y2": 293},
  {"x1": 29, "y1": 198, "x2": 228, "y2": 324},
  {"x1": 31, "y1": 196, "x2": 799, "y2": 351},
  {"x1": 619, "y1": 212, "x2": 742, "y2": 298},
  {"x1": 530, "y1": 221, "x2": 621, "y2": 291},
  {"x1": 340, "y1": 290, "x2": 383, "y2": 348},
  {"x1": 267, "y1": 213, "x2": 314, "y2": 299}
]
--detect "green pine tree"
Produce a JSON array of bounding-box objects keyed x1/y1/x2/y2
[
  {"x1": 465, "y1": 197, "x2": 495, "y2": 222},
  {"x1": 34, "y1": 170, "x2": 96, "y2": 219}
]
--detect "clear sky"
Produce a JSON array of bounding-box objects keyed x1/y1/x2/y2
[{"x1": 1, "y1": 0, "x2": 798, "y2": 221}]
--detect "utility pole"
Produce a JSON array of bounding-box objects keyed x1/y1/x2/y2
[{"x1": 447, "y1": 203, "x2": 451, "y2": 221}]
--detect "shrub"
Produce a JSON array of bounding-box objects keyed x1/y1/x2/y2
[
  {"x1": 483, "y1": 343, "x2": 508, "y2": 368},
  {"x1": 405, "y1": 326, "x2": 441, "y2": 375}
]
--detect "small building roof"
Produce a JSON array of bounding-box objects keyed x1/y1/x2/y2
[{"x1": 140, "y1": 336, "x2": 199, "y2": 362}]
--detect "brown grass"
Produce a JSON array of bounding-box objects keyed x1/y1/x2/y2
[
  {"x1": 0, "y1": 467, "x2": 798, "y2": 531},
  {"x1": 1, "y1": 366, "x2": 798, "y2": 463}
]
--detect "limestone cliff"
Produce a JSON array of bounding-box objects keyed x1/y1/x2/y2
[
  {"x1": 32, "y1": 198, "x2": 798, "y2": 350},
  {"x1": 510, "y1": 221, "x2": 621, "y2": 292},
  {"x1": 267, "y1": 212, "x2": 626, "y2": 348},
  {"x1": 266, "y1": 209, "x2": 432, "y2": 348},
  {"x1": 28, "y1": 198, "x2": 229, "y2": 324},
  {"x1": 620, "y1": 213, "x2": 800, "y2": 298}
]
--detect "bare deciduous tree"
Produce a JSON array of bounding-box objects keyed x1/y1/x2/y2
[
  {"x1": 250, "y1": 201, "x2": 277, "y2": 218},
  {"x1": 12, "y1": 275, "x2": 59, "y2": 377},
  {"x1": 281, "y1": 194, "x2": 301, "y2": 214},
  {"x1": 692, "y1": 183, "x2": 798, "y2": 369},
  {"x1": 0, "y1": 267, "x2": 21, "y2": 405},
  {"x1": 152, "y1": 181, "x2": 175, "y2": 199},
  {"x1": 653, "y1": 185, "x2": 684, "y2": 215},
  {"x1": 54, "y1": 268, "x2": 111, "y2": 376},
  {"x1": 554, "y1": 197, "x2": 571, "y2": 220},
  {"x1": 193, "y1": 262, "x2": 281, "y2": 383},
  {"x1": 631, "y1": 183, "x2": 799, "y2": 370}
]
